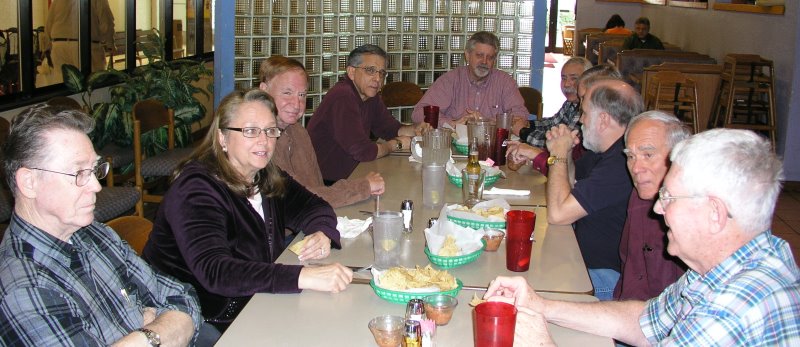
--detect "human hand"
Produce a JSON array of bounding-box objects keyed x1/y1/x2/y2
[
  {"x1": 506, "y1": 142, "x2": 542, "y2": 163},
  {"x1": 365, "y1": 171, "x2": 385, "y2": 195},
  {"x1": 142, "y1": 307, "x2": 157, "y2": 326},
  {"x1": 298, "y1": 263, "x2": 353, "y2": 293},
  {"x1": 514, "y1": 310, "x2": 556, "y2": 347},
  {"x1": 511, "y1": 117, "x2": 529, "y2": 137},
  {"x1": 414, "y1": 122, "x2": 432, "y2": 135},
  {"x1": 484, "y1": 276, "x2": 543, "y2": 314},
  {"x1": 297, "y1": 231, "x2": 333, "y2": 261},
  {"x1": 464, "y1": 108, "x2": 483, "y2": 122},
  {"x1": 545, "y1": 124, "x2": 578, "y2": 157},
  {"x1": 396, "y1": 136, "x2": 412, "y2": 151}
]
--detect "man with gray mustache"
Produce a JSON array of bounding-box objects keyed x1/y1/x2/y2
[{"x1": 411, "y1": 31, "x2": 529, "y2": 127}]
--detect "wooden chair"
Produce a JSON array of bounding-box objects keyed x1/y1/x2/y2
[
  {"x1": 106, "y1": 215, "x2": 153, "y2": 255},
  {"x1": 132, "y1": 99, "x2": 194, "y2": 214},
  {"x1": 380, "y1": 81, "x2": 423, "y2": 123},
  {"x1": 645, "y1": 71, "x2": 700, "y2": 134},
  {"x1": 518, "y1": 87, "x2": 544, "y2": 120}
]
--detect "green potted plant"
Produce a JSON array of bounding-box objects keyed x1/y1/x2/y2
[{"x1": 63, "y1": 28, "x2": 212, "y2": 157}]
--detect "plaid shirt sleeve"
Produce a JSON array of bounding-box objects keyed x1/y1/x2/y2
[{"x1": 524, "y1": 101, "x2": 580, "y2": 147}]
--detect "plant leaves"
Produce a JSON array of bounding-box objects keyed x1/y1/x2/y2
[{"x1": 61, "y1": 64, "x2": 85, "y2": 93}]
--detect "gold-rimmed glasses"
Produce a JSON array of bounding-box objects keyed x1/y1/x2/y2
[
  {"x1": 224, "y1": 127, "x2": 282, "y2": 138},
  {"x1": 354, "y1": 66, "x2": 388, "y2": 78}
]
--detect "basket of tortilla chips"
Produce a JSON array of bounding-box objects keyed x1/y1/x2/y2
[
  {"x1": 370, "y1": 265, "x2": 463, "y2": 304},
  {"x1": 425, "y1": 238, "x2": 486, "y2": 269},
  {"x1": 446, "y1": 202, "x2": 508, "y2": 230},
  {"x1": 452, "y1": 138, "x2": 469, "y2": 155},
  {"x1": 445, "y1": 161, "x2": 503, "y2": 188}
]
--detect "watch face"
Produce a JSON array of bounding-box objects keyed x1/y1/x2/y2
[{"x1": 547, "y1": 156, "x2": 555, "y2": 165}]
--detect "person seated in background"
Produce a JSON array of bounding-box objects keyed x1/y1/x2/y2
[
  {"x1": 486, "y1": 128, "x2": 799, "y2": 346},
  {"x1": 259, "y1": 55, "x2": 385, "y2": 208},
  {"x1": 512, "y1": 57, "x2": 592, "y2": 148},
  {"x1": 307, "y1": 44, "x2": 429, "y2": 184},
  {"x1": 603, "y1": 14, "x2": 632, "y2": 35},
  {"x1": 622, "y1": 17, "x2": 664, "y2": 50},
  {"x1": 143, "y1": 89, "x2": 353, "y2": 332},
  {"x1": 507, "y1": 64, "x2": 621, "y2": 177},
  {"x1": 411, "y1": 31, "x2": 529, "y2": 127},
  {"x1": 0, "y1": 104, "x2": 204, "y2": 346},
  {"x1": 616, "y1": 111, "x2": 688, "y2": 300}
]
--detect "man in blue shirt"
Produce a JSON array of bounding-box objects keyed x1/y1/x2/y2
[{"x1": 486, "y1": 128, "x2": 799, "y2": 346}]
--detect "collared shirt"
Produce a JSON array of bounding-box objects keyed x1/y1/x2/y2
[
  {"x1": 411, "y1": 66, "x2": 529, "y2": 125},
  {"x1": 0, "y1": 214, "x2": 202, "y2": 346},
  {"x1": 520, "y1": 100, "x2": 580, "y2": 147},
  {"x1": 640, "y1": 231, "x2": 800, "y2": 346}
]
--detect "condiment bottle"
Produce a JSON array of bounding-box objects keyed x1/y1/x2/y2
[
  {"x1": 405, "y1": 298, "x2": 425, "y2": 322},
  {"x1": 401, "y1": 200, "x2": 413, "y2": 233},
  {"x1": 402, "y1": 320, "x2": 422, "y2": 347}
]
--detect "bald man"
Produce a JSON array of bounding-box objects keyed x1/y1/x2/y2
[{"x1": 544, "y1": 79, "x2": 644, "y2": 300}]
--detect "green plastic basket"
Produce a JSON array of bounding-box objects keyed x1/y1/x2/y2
[
  {"x1": 424, "y1": 239, "x2": 486, "y2": 269},
  {"x1": 447, "y1": 171, "x2": 501, "y2": 188},
  {"x1": 447, "y1": 214, "x2": 507, "y2": 230},
  {"x1": 370, "y1": 279, "x2": 464, "y2": 304},
  {"x1": 453, "y1": 139, "x2": 468, "y2": 155}
]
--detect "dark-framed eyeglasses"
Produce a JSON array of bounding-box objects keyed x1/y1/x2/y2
[
  {"x1": 354, "y1": 66, "x2": 388, "y2": 78},
  {"x1": 29, "y1": 161, "x2": 110, "y2": 187},
  {"x1": 224, "y1": 127, "x2": 282, "y2": 138}
]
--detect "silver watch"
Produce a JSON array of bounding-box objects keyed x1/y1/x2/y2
[{"x1": 137, "y1": 328, "x2": 161, "y2": 347}]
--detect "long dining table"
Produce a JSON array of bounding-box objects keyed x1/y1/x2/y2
[{"x1": 216, "y1": 153, "x2": 608, "y2": 346}]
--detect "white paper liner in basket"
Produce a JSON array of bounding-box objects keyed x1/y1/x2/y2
[
  {"x1": 423, "y1": 219, "x2": 484, "y2": 256},
  {"x1": 445, "y1": 198, "x2": 511, "y2": 222}
]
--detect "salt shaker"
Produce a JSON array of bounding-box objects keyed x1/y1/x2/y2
[
  {"x1": 405, "y1": 298, "x2": 425, "y2": 322},
  {"x1": 401, "y1": 200, "x2": 413, "y2": 233}
]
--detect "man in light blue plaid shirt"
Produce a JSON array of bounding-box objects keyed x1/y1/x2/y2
[{"x1": 484, "y1": 128, "x2": 800, "y2": 346}]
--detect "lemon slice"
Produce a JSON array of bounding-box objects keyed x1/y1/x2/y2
[{"x1": 382, "y1": 239, "x2": 397, "y2": 251}]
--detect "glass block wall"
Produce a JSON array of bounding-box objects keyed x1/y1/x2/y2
[{"x1": 233, "y1": 0, "x2": 535, "y2": 123}]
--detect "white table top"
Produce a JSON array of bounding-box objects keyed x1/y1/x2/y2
[{"x1": 216, "y1": 287, "x2": 613, "y2": 347}]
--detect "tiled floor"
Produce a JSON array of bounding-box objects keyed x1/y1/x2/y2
[{"x1": 772, "y1": 181, "x2": 800, "y2": 265}]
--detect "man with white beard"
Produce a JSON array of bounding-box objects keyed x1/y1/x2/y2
[{"x1": 543, "y1": 79, "x2": 643, "y2": 300}]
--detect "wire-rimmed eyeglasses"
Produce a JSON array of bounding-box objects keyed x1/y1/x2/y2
[
  {"x1": 224, "y1": 127, "x2": 282, "y2": 138},
  {"x1": 354, "y1": 66, "x2": 388, "y2": 78},
  {"x1": 657, "y1": 187, "x2": 734, "y2": 219},
  {"x1": 29, "y1": 161, "x2": 110, "y2": 187}
]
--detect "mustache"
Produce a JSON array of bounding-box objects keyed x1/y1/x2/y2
[{"x1": 562, "y1": 86, "x2": 576, "y2": 95}]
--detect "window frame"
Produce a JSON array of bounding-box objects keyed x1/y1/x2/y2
[{"x1": 0, "y1": 0, "x2": 214, "y2": 112}]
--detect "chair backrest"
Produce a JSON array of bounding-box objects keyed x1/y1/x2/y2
[
  {"x1": 380, "y1": 81, "x2": 424, "y2": 108},
  {"x1": 518, "y1": 87, "x2": 543, "y2": 119},
  {"x1": 585, "y1": 33, "x2": 629, "y2": 65},
  {"x1": 0, "y1": 116, "x2": 9, "y2": 147},
  {"x1": 133, "y1": 99, "x2": 175, "y2": 149},
  {"x1": 106, "y1": 215, "x2": 153, "y2": 255}
]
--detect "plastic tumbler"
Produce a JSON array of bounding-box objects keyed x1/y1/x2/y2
[
  {"x1": 505, "y1": 210, "x2": 536, "y2": 272},
  {"x1": 473, "y1": 301, "x2": 517, "y2": 347},
  {"x1": 492, "y1": 127, "x2": 509, "y2": 165},
  {"x1": 423, "y1": 105, "x2": 440, "y2": 129},
  {"x1": 422, "y1": 164, "x2": 446, "y2": 209},
  {"x1": 373, "y1": 211, "x2": 404, "y2": 270}
]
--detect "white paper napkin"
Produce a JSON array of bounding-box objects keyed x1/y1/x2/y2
[
  {"x1": 484, "y1": 187, "x2": 531, "y2": 196},
  {"x1": 423, "y1": 220, "x2": 484, "y2": 255},
  {"x1": 337, "y1": 216, "x2": 372, "y2": 238},
  {"x1": 454, "y1": 124, "x2": 469, "y2": 144}
]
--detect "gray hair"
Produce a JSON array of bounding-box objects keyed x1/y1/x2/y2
[
  {"x1": 347, "y1": 44, "x2": 388, "y2": 67},
  {"x1": 625, "y1": 110, "x2": 690, "y2": 149},
  {"x1": 3, "y1": 104, "x2": 95, "y2": 196},
  {"x1": 563, "y1": 57, "x2": 592, "y2": 72},
  {"x1": 670, "y1": 129, "x2": 783, "y2": 234},
  {"x1": 466, "y1": 31, "x2": 500, "y2": 52},
  {"x1": 587, "y1": 83, "x2": 644, "y2": 127},
  {"x1": 579, "y1": 64, "x2": 622, "y2": 89}
]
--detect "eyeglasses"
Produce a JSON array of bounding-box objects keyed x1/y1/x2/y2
[
  {"x1": 30, "y1": 161, "x2": 110, "y2": 187},
  {"x1": 224, "y1": 127, "x2": 282, "y2": 138},
  {"x1": 354, "y1": 66, "x2": 388, "y2": 78},
  {"x1": 657, "y1": 186, "x2": 702, "y2": 211}
]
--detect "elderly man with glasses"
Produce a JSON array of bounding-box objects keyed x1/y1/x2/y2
[
  {"x1": 308, "y1": 44, "x2": 429, "y2": 184},
  {"x1": 0, "y1": 104, "x2": 207, "y2": 346},
  {"x1": 411, "y1": 31, "x2": 530, "y2": 127},
  {"x1": 485, "y1": 128, "x2": 800, "y2": 346}
]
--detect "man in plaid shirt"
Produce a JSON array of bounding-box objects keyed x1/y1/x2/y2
[{"x1": 486, "y1": 128, "x2": 800, "y2": 346}]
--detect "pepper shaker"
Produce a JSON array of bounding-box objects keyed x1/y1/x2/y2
[{"x1": 401, "y1": 200, "x2": 413, "y2": 233}]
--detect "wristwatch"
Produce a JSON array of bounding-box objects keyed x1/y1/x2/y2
[
  {"x1": 394, "y1": 140, "x2": 403, "y2": 151},
  {"x1": 137, "y1": 328, "x2": 161, "y2": 347},
  {"x1": 547, "y1": 155, "x2": 567, "y2": 166}
]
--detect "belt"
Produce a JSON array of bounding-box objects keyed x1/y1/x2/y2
[{"x1": 52, "y1": 38, "x2": 103, "y2": 44}]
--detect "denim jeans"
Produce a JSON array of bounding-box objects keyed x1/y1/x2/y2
[{"x1": 588, "y1": 268, "x2": 620, "y2": 301}]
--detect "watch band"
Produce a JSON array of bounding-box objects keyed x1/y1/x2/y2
[
  {"x1": 136, "y1": 328, "x2": 161, "y2": 347},
  {"x1": 395, "y1": 140, "x2": 403, "y2": 151},
  {"x1": 547, "y1": 156, "x2": 567, "y2": 166}
]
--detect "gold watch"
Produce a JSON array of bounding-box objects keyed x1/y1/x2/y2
[{"x1": 547, "y1": 155, "x2": 567, "y2": 166}]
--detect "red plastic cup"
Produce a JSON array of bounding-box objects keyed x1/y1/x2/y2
[
  {"x1": 492, "y1": 128, "x2": 509, "y2": 165},
  {"x1": 423, "y1": 105, "x2": 440, "y2": 129},
  {"x1": 505, "y1": 210, "x2": 536, "y2": 272},
  {"x1": 473, "y1": 301, "x2": 517, "y2": 347}
]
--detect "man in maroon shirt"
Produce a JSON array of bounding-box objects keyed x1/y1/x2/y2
[{"x1": 615, "y1": 110, "x2": 689, "y2": 300}]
